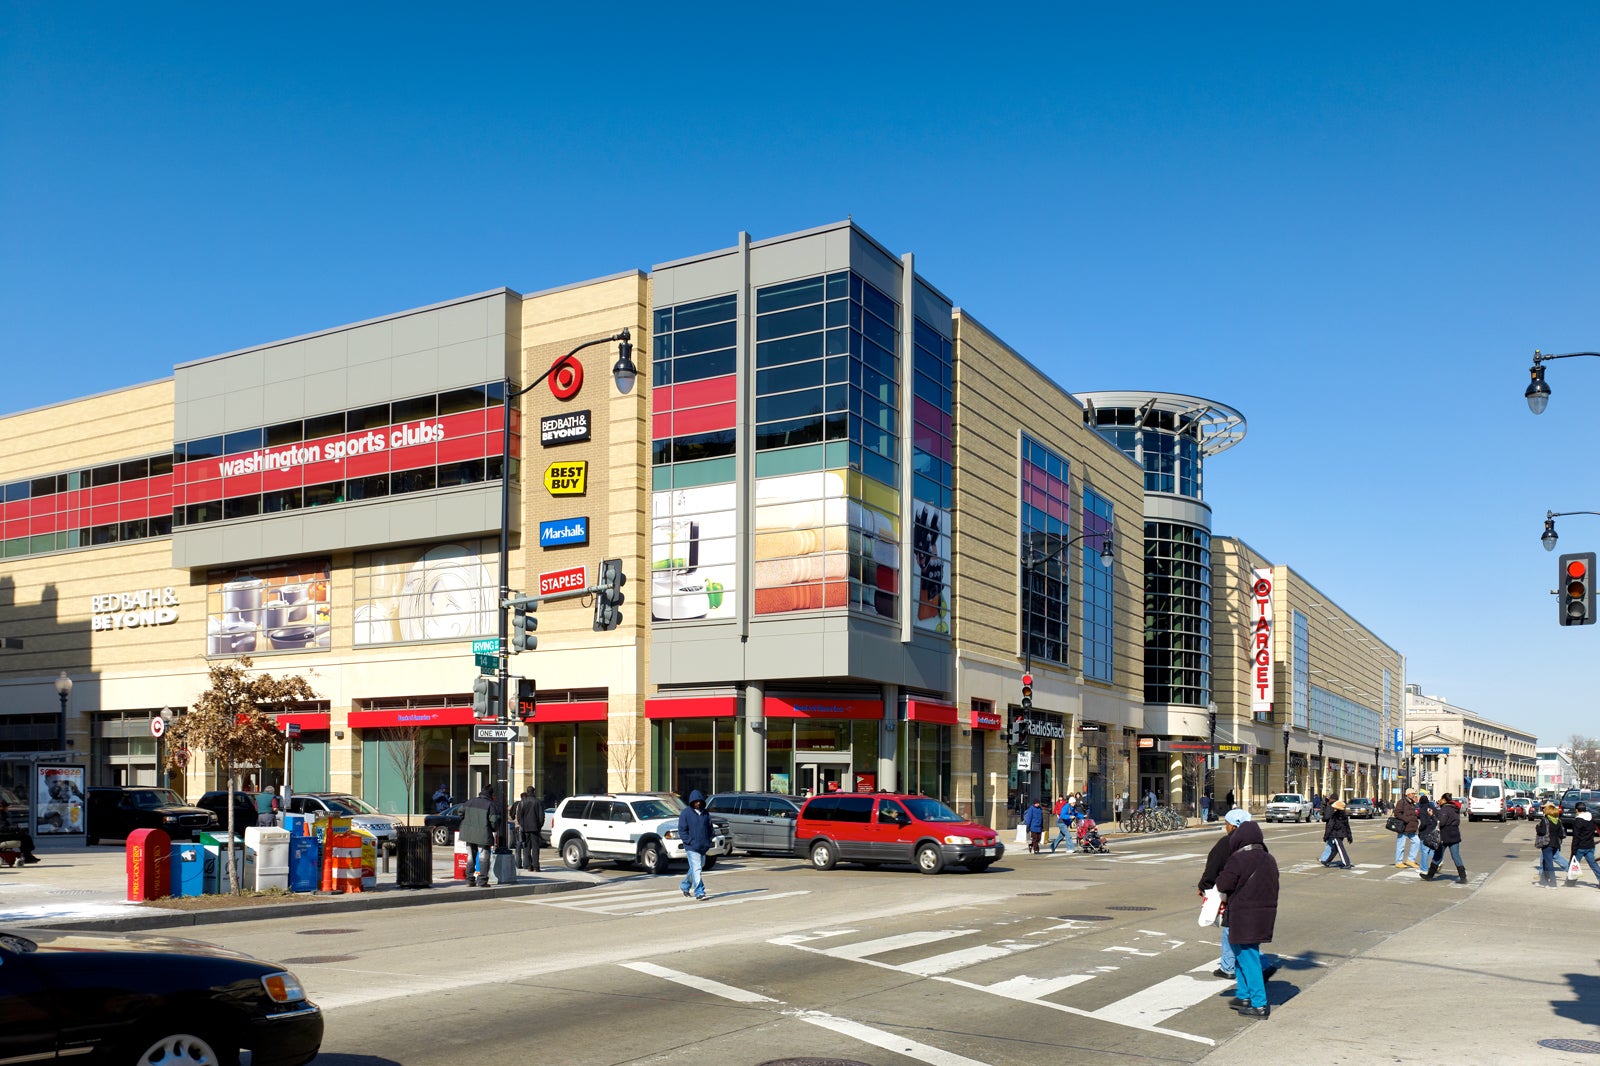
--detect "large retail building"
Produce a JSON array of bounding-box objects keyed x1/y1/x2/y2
[{"x1": 0, "y1": 220, "x2": 1411, "y2": 834}]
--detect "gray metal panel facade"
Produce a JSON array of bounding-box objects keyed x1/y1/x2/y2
[{"x1": 170, "y1": 291, "x2": 520, "y2": 570}]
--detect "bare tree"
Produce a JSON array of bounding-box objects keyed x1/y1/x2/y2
[
  {"x1": 167, "y1": 657, "x2": 318, "y2": 893},
  {"x1": 1567, "y1": 734, "x2": 1600, "y2": 789},
  {"x1": 379, "y1": 726, "x2": 422, "y2": 824}
]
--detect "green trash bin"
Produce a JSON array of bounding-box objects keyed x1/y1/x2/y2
[{"x1": 198, "y1": 831, "x2": 244, "y2": 894}]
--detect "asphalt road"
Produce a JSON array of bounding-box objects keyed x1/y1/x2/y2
[{"x1": 200, "y1": 818, "x2": 1504, "y2": 1066}]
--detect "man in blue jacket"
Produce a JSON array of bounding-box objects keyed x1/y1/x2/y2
[{"x1": 678, "y1": 790, "x2": 714, "y2": 900}]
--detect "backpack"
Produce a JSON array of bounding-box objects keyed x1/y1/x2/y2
[{"x1": 1535, "y1": 817, "x2": 1550, "y2": 847}]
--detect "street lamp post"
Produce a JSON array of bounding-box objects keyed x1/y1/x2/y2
[
  {"x1": 1524, "y1": 350, "x2": 1600, "y2": 414},
  {"x1": 1374, "y1": 744, "x2": 1380, "y2": 799},
  {"x1": 1206, "y1": 701, "x2": 1218, "y2": 820},
  {"x1": 495, "y1": 330, "x2": 636, "y2": 807},
  {"x1": 53, "y1": 671, "x2": 72, "y2": 752},
  {"x1": 1314, "y1": 734, "x2": 1324, "y2": 799},
  {"x1": 1540, "y1": 510, "x2": 1600, "y2": 552}
]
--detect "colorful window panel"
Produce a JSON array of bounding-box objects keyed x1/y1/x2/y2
[
  {"x1": 1020, "y1": 436, "x2": 1072, "y2": 666},
  {"x1": 911, "y1": 318, "x2": 952, "y2": 634},
  {"x1": 1081, "y1": 488, "x2": 1115, "y2": 682},
  {"x1": 1, "y1": 453, "x2": 175, "y2": 558}
]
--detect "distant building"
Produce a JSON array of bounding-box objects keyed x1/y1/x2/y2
[
  {"x1": 1537, "y1": 747, "x2": 1576, "y2": 794},
  {"x1": 1403, "y1": 685, "x2": 1537, "y2": 795}
]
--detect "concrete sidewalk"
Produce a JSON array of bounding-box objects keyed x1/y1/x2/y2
[
  {"x1": 1200, "y1": 854, "x2": 1600, "y2": 1065},
  {"x1": 0, "y1": 835, "x2": 585, "y2": 931}
]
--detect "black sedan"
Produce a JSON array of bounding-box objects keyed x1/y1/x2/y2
[
  {"x1": 424, "y1": 801, "x2": 465, "y2": 846},
  {"x1": 0, "y1": 927, "x2": 322, "y2": 1065}
]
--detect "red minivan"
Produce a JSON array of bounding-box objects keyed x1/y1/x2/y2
[{"x1": 793, "y1": 792, "x2": 1004, "y2": 874}]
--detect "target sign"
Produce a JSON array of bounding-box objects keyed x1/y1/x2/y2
[
  {"x1": 548, "y1": 355, "x2": 584, "y2": 401},
  {"x1": 150, "y1": 716, "x2": 165, "y2": 738}
]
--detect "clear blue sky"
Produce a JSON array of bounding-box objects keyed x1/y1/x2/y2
[{"x1": 4, "y1": 5, "x2": 1597, "y2": 746}]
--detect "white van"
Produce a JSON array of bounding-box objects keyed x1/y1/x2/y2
[{"x1": 1467, "y1": 778, "x2": 1506, "y2": 822}]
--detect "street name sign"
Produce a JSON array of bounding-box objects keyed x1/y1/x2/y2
[{"x1": 471, "y1": 639, "x2": 500, "y2": 654}]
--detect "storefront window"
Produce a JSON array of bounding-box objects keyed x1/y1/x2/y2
[{"x1": 900, "y1": 723, "x2": 951, "y2": 803}]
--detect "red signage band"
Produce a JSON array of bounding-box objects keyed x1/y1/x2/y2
[
  {"x1": 275, "y1": 712, "x2": 331, "y2": 732},
  {"x1": 905, "y1": 700, "x2": 959, "y2": 725},
  {"x1": 645, "y1": 697, "x2": 738, "y2": 719},
  {"x1": 764, "y1": 697, "x2": 884, "y2": 720},
  {"x1": 540, "y1": 566, "x2": 588, "y2": 597},
  {"x1": 970, "y1": 709, "x2": 1003, "y2": 731}
]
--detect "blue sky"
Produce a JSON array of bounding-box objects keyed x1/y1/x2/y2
[{"x1": 4, "y1": 5, "x2": 1598, "y2": 746}]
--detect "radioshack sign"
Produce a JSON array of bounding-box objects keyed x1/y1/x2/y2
[{"x1": 1250, "y1": 567, "x2": 1274, "y2": 718}]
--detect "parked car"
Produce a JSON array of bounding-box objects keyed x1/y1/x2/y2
[
  {"x1": 85, "y1": 786, "x2": 217, "y2": 845},
  {"x1": 1263, "y1": 794, "x2": 1312, "y2": 823},
  {"x1": 0, "y1": 926, "x2": 321, "y2": 1065},
  {"x1": 197, "y1": 789, "x2": 267, "y2": 832},
  {"x1": 423, "y1": 802, "x2": 465, "y2": 846},
  {"x1": 1345, "y1": 797, "x2": 1375, "y2": 819},
  {"x1": 706, "y1": 791, "x2": 803, "y2": 854},
  {"x1": 1504, "y1": 796, "x2": 1531, "y2": 820},
  {"x1": 550, "y1": 793, "x2": 732, "y2": 875},
  {"x1": 285, "y1": 793, "x2": 400, "y2": 853},
  {"x1": 794, "y1": 792, "x2": 1004, "y2": 874}
]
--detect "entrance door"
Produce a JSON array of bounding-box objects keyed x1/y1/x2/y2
[{"x1": 797, "y1": 754, "x2": 852, "y2": 797}]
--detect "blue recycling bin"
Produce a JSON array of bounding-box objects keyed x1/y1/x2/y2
[
  {"x1": 288, "y1": 834, "x2": 320, "y2": 893},
  {"x1": 283, "y1": 813, "x2": 307, "y2": 838},
  {"x1": 170, "y1": 842, "x2": 205, "y2": 897}
]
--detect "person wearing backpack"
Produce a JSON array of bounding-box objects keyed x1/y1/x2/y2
[{"x1": 1535, "y1": 802, "x2": 1565, "y2": 888}]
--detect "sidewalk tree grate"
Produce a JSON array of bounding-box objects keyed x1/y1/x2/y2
[
  {"x1": 1538, "y1": 1040, "x2": 1600, "y2": 1054},
  {"x1": 1107, "y1": 905, "x2": 1156, "y2": 911},
  {"x1": 295, "y1": 927, "x2": 361, "y2": 936},
  {"x1": 1054, "y1": 914, "x2": 1112, "y2": 921},
  {"x1": 279, "y1": 955, "x2": 356, "y2": 965}
]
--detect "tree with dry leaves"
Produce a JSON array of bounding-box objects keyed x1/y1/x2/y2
[{"x1": 166, "y1": 657, "x2": 318, "y2": 893}]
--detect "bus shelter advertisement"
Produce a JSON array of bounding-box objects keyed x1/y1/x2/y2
[{"x1": 35, "y1": 765, "x2": 86, "y2": 836}]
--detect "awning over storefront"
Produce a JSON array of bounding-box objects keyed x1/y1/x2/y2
[
  {"x1": 905, "y1": 699, "x2": 958, "y2": 725},
  {"x1": 275, "y1": 712, "x2": 331, "y2": 732},
  {"x1": 645, "y1": 696, "x2": 736, "y2": 719},
  {"x1": 348, "y1": 708, "x2": 475, "y2": 728},
  {"x1": 765, "y1": 696, "x2": 883, "y2": 720}
]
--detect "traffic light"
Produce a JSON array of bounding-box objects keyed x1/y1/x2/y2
[
  {"x1": 516, "y1": 678, "x2": 538, "y2": 723},
  {"x1": 593, "y1": 557, "x2": 626, "y2": 632},
  {"x1": 1558, "y1": 551, "x2": 1596, "y2": 625},
  {"x1": 1020, "y1": 672, "x2": 1033, "y2": 710},
  {"x1": 512, "y1": 600, "x2": 539, "y2": 651},
  {"x1": 472, "y1": 676, "x2": 501, "y2": 720}
]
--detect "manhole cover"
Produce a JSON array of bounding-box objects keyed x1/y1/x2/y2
[
  {"x1": 295, "y1": 928, "x2": 360, "y2": 936},
  {"x1": 758, "y1": 1060, "x2": 872, "y2": 1066},
  {"x1": 1054, "y1": 914, "x2": 1113, "y2": 921},
  {"x1": 1106, "y1": 905, "x2": 1156, "y2": 911},
  {"x1": 1017, "y1": 892, "x2": 1053, "y2": 897},
  {"x1": 279, "y1": 955, "x2": 356, "y2": 964},
  {"x1": 1538, "y1": 1039, "x2": 1600, "y2": 1054}
]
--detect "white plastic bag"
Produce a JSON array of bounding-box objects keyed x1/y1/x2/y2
[{"x1": 1198, "y1": 886, "x2": 1223, "y2": 926}]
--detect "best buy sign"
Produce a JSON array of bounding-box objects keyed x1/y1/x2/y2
[{"x1": 543, "y1": 461, "x2": 587, "y2": 496}]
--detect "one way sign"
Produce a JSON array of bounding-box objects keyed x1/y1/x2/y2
[{"x1": 472, "y1": 724, "x2": 517, "y2": 743}]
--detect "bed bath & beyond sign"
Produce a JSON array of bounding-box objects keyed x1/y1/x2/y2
[{"x1": 91, "y1": 587, "x2": 179, "y2": 630}]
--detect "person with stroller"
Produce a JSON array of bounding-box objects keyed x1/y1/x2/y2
[{"x1": 1076, "y1": 814, "x2": 1109, "y2": 854}]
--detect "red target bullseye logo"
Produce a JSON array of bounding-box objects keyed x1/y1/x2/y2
[{"x1": 548, "y1": 355, "x2": 584, "y2": 400}]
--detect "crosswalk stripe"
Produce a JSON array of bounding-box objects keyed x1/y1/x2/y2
[
  {"x1": 1089, "y1": 972, "x2": 1230, "y2": 1031},
  {"x1": 899, "y1": 941, "x2": 1039, "y2": 976},
  {"x1": 823, "y1": 929, "x2": 977, "y2": 961},
  {"x1": 631, "y1": 890, "x2": 810, "y2": 916},
  {"x1": 1138, "y1": 852, "x2": 1204, "y2": 864},
  {"x1": 982, "y1": 972, "x2": 1096, "y2": 999}
]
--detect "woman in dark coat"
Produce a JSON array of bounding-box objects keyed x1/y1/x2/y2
[
  {"x1": 1416, "y1": 796, "x2": 1439, "y2": 873},
  {"x1": 1215, "y1": 819, "x2": 1279, "y2": 1019},
  {"x1": 1320, "y1": 799, "x2": 1353, "y2": 868},
  {"x1": 1423, "y1": 792, "x2": 1464, "y2": 883}
]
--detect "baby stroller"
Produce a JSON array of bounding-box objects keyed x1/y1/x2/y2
[{"x1": 1077, "y1": 817, "x2": 1110, "y2": 854}]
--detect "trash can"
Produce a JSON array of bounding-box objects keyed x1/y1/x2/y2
[
  {"x1": 491, "y1": 847, "x2": 517, "y2": 886},
  {"x1": 171, "y1": 841, "x2": 205, "y2": 897},
  {"x1": 453, "y1": 834, "x2": 468, "y2": 881},
  {"x1": 245, "y1": 827, "x2": 290, "y2": 891},
  {"x1": 126, "y1": 829, "x2": 172, "y2": 901},
  {"x1": 288, "y1": 834, "x2": 320, "y2": 892},
  {"x1": 199, "y1": 832, "x2": 244, "y2": 894},
  {"x1": 395, "y1": 826, "x2": 432, "y2": 889}
]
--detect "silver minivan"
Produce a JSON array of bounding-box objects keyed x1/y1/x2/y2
[{"x1": 705, "y1": 792, "x2": 802, "y2": 854}]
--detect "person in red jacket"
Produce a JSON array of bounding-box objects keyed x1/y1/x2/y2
[{"x1": 1215, "y1": 819, "x2": 1280, "y2": 1019}]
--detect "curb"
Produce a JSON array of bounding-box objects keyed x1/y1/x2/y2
[{"x1": 29, "y1": 876, "x2": 594, "y2": 934}]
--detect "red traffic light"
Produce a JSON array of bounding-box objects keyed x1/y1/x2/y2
[
  {"x1": 1021, "y1": 673, "x2": 1033, "y2": 687},
  {"x1": 1568, "y1": 558, "x2": 1588, "y2": 579}
]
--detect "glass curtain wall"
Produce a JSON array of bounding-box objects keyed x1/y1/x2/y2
[{"x1": 1143, "y1": 521, "x2": 1211, "y2": 706}]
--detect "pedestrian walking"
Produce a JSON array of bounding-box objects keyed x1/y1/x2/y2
[
  {"x1": 1422, "y1": 792, "x2": 1465, "y2": 883},
  {"x1": 432, "y1": 782, "x2": 452, "y2": 813},
  {"x1": 1145, "y1": 787, "x2": 1158, "y2": 811},
  {"x1": 515, "y1": 788, "x2": 544, "y2": 872},
  {"x1": 1535, "y1": 801, "x2": 1565, "y2": 888},
  {"x1": 1568, "y1": 802, "x2": 1600, "y2": 888},
  {"x1": 1201, "y1": 793, "x2": 1212, "y2": 822},
  {"x1": 459, "y1": 785, "x2": 502, "y2": 887},
  {"x1": 1392, "y1": 788, "x2": 1422, "y2": 868},
  {"x1": 1320, "y1": 799, "x2": 1353, "y2": 868},
  {"x1": 1416, "y1": 795, "x2": 1439, "y2": 874},
  {"x1": 1115, "y1": 792, "x2": 1127, "y2": 831},
  {"x1": 1224, "y1": 789, "x2": 1236, "y2": 817},
  {"x1": 1311, "y1": 794, "x2": 1324, "y2": 823},
  {"x1": 678, "y1": 790, "x2": 714, "y2": 900},
  {"x1": 255, "y1": 785, "x2": 280, "y2": 827},
  {"x1": 1049, "y1": 797, "x2": 1073, "y2": 853},
  {"x1": 1200, "y1": 808, "x2": 1250, "y2": 982},
  {"x1": 1215, "y1": 818, "x2": 1280, "y2": 1020},
  {"x1": 1023, "y1": 800, "x2": 1045, "y2": 854}
]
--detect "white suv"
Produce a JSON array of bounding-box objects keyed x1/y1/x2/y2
[
  {"x1": 551, "y1": 793, "x2": 732, "y2": 875},
  {"x1": 1263, "y1": 793, "x2": 1312, "y2": 823}
]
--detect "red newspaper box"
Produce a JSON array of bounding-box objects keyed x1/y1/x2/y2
[{"x1": 127, "y1": 828, "x2": 172, "y2": 901}]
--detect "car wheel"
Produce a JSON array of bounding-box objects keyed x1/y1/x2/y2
[
  {"x1": 129, "y1": 1027, "x2": 236, "y2": 1066},
  {"x1": 562, "y1": 839, "x2": 589, "y2": 870},
  {"x1": 432, "y1": 825, "x2": 452, "y2": 847},
  {"x1": 638, "y1": 840, "x2": 666, "y2": 875},
  {"x1": 916, "y1": 843, "x2": 944, "y2": 875},
  {"x1": 809, "y1": 840, "x2": 837, "y2": 870}
]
